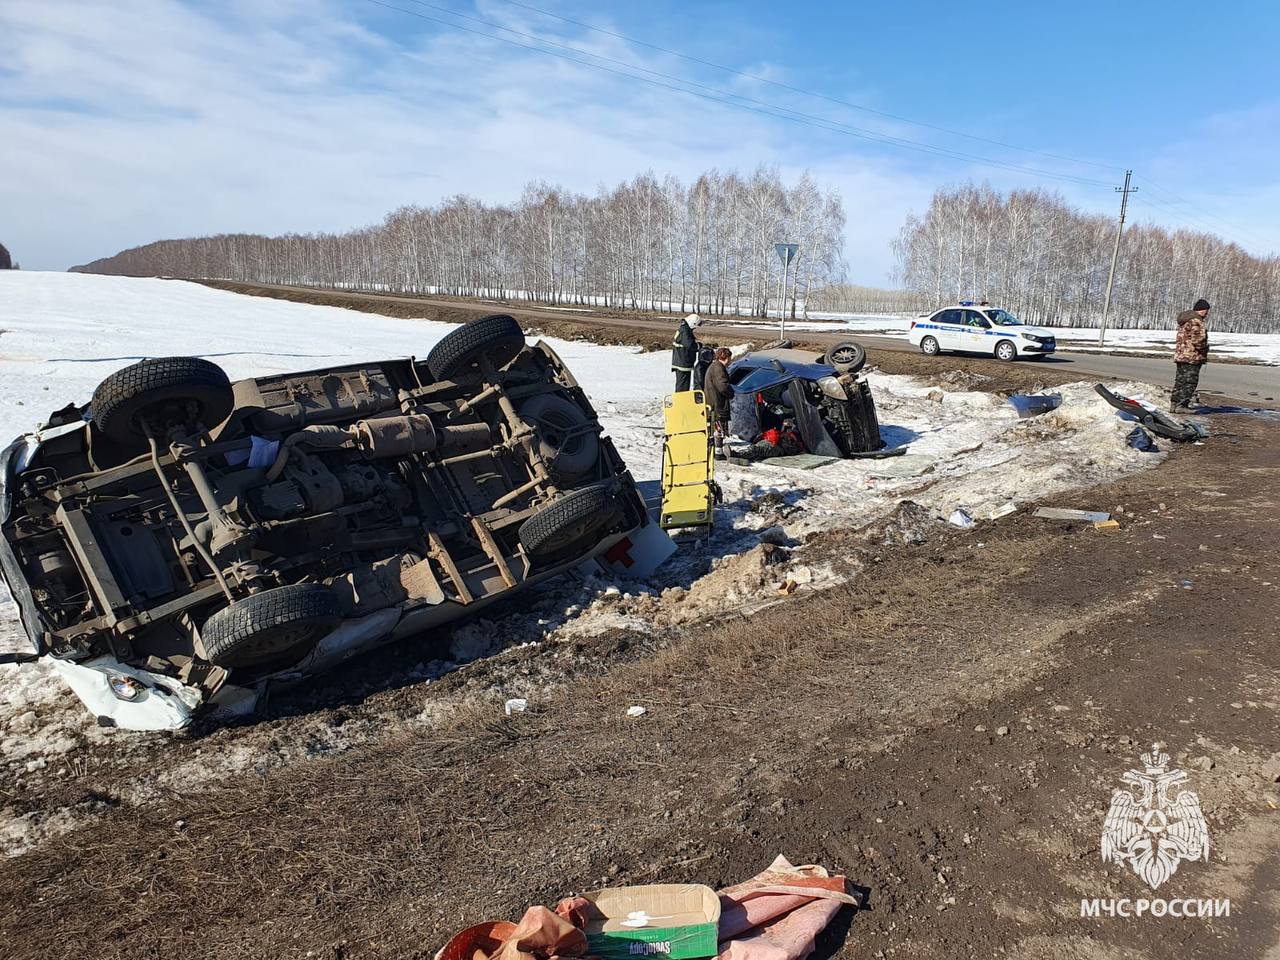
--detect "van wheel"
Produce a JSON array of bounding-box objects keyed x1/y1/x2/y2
[
  {"x1": 995, "y1": 340, "x2": 1018, "y2": 362},
  {"x1": 92, "y1": 357, "x2": 234, "y2": 445},
  {"x1": 519, "y1": 484, "x2": 623, "y2": 560},
  {"x1": 201, "y1": 583, "x2": 341, "y2": 670},
  {"x1": 427, "y1": 314, "x2": 525, "y2": 380},
  {"x1": 519, "y1": 394, "x2": 600, "y2": 479},
  {"x1": 920, "y1": 336, "x2": 940, "y2": 356}
]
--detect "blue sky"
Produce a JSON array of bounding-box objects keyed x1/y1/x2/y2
[{"x1": 2, "y1": 0, "x2": 1277, "y2": 281}]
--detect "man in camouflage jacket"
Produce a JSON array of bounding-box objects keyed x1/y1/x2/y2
[{"x1": 1171, "y1": 298, "x2": 1210, "y2": 413}]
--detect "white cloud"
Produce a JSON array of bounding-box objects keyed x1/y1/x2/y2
[
  {"x1": 0, "y1": 0, "x2": 948, "y2": 281},
  {"x1": 16, "y1": 0, "x2": 1261, "y2": 285}
]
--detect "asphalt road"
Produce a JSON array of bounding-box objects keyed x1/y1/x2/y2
[
  {"x1": 783, "y1": 328, "x2": 1280, "y2": 405},
  {"x1": 215, "y1": 282, "x2": 1280, "y2": 407}
]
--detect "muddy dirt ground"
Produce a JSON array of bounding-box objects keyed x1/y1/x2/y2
[{"x1": 2, "y1": 286, "x2": 1278, "y2": 959}]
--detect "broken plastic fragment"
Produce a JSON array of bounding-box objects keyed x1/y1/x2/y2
[
  {"x1": 1006, "y1": 393, "x2": 1062, "y2": 418},
  {"x1": 504, "y1": 698, "x2": 528, "y2": 716},
  {"x1": 948, "y1": 509, "x2": 974, "y2": 528},
  {"x1": 109, "y1": 675, "x2": 144, "y2": 701},
  {"x1": 626, "y1": 705, "x2": 647, "y2": 717}
]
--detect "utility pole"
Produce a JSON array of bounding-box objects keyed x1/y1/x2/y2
[{"x1": 1098, "y1": 170, "x2": 1137, "y2": 347}]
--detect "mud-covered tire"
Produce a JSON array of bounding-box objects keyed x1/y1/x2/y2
[
  {"x1": 920, "y1": 336, "x2": 940, "y2": 357},
  {"x1": 519, "y1": 394, "x2": 600, "y2": 479},
  {"x1": 427, "y1": 314, "x2": 525, "y2": 380},
  {"x1": 826, "y1": 340, "x2": 867, "y2": 375},
  {"x1": 518, "y1": 484, "x2": 623, "y2": 560},
  {"x1": 92, "y1": 357, "x2": 234, "y2": 444},
  {"x1": 201, "y1": 583, "x2": 341, "y2": 671}
]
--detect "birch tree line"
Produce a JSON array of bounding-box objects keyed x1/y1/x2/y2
[
  {"x1": 72, "y1": 167, "x2": 847, "y2": 318},
  {"x1": 893, "y1": 184, "x2": 1280, "y2": 332}
]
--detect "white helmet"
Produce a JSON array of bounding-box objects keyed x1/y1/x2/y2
[{"x1": 685, "y1": 313, "x2": 702, "y2": 329}]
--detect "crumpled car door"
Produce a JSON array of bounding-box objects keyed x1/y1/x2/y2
[{"x1": 787, "y1": 382, "x2": 842, "y2": 457}]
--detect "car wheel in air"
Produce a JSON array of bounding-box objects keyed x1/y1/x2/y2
[
  {"x1": 518, "y1": 483, "x2": 623, "y2": 561},
  {"x1": 201, "y1": 583, "x2": 341, "y2": 671},
  {"x1": 92, "y1": 356, "x2": 235, "y2": 445},
  {"x1": 426, "y1": 314, "x2": 526, "y2": 380},
  {"x1": 519, "y1": 393, "x2": 600, "y2": 479},
  {"x1": 826, "y1": 340, "x2": 867, "y2": 375},
  {"x1": 995, "y1": 340, "x2": 1017, "y2": 362},
  {"x1": 920, "y1": 336, "x2": 940, "y2": 356}
]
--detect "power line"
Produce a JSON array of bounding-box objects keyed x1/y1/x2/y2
[
  {"x1": 1135, "y1": 176, "x2": 1277, "y2": 251},
  {"x1": 1131, "y1": 193, "x2": 1272, "y2": 252},
  {"x1": 495, "y1": 0, "x2": 1126, "y2": 175},
  {"x1": 364, "y1": 0, "x2": 1115, "y2": 188}
]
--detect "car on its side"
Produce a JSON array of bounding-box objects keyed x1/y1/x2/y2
[
  {"x1": 727, "y1": 340, "x2": 882, "y2": 456},
  {"x1": 907, "y1": 303, "x2": 1056, "y2": 361},
  {"x1": 0, "y1": 315, "x2": 652, "y2": 730}
]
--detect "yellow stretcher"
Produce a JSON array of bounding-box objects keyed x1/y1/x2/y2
[{"x1": 660, "y1": 390, "x2": 718, "y2": 532}]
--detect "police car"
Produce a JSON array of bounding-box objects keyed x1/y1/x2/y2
[{"x1": 907, "y1": 303, "x2": 1056, "y2": 361}]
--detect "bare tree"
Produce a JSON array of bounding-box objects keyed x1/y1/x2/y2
[
  {"x1": 891, "y1": 183, "x2": 1279, "y2": 332},
  {"x1": 72, "y1": 167, "x2": 850, "y2": 320}
]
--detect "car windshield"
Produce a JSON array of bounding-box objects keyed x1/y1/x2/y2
[
  {"x1": 984, "y1": 309, "x2": 1021, "y2": 326},
  {"x1": 733, "y1": 366, "x2": 793, "y2": 395}
]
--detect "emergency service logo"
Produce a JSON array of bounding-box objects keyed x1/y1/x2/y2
[{"x1": 1100, "y1": 744, "x2": 1209, "y2": 889}]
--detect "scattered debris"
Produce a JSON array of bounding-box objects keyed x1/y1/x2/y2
[
  {"x1": 1093, "y1": 519, "x2": 1121, "y2": 532},
  {"x1": 566, "y1": 885, "x2": 719, "y2": 959},
  {"x1": 625, "y1": 706, "x2": 647, "y2": 718},
  {"x1": 1033, "y1": 507, "x2": 1111, "y2": 523},
  {"x1": 1095, "y1": 384, "x2": 1206, "y2": 442},
  {"x1": 862, "y1": 454, "x2": 935, "y2": 478},
  {"x1": 1007, "y1": 393, "x2": 1063, "y2": 418},
  {"x1": 504, "y1": 698, "x2": 529, "y2": 716},
  {"x1": 766, "y1": 454, "x2": 840, "y2": 470},
  {"x1": 439, "y1": 858, "x2": 858, "y2": 960},
  {"x1": 1126, "y1": 425, "x2": 1159, "y2": 452},
  {"x1": 437, "y1": 908, "x2": 584, "y2": 960},
  {"x1": 712, "y1": 856, "x2": 860, "y2": 960},
  {"x1": 989, "y1": 502, "x2": 1017, "y2": 520},
  {"x1": 948, "y1": 509, "x2": 975, "y2": 528}
]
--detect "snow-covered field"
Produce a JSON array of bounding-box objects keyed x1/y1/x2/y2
[
  {"x1": 719, "y1": 312, "x2": 1280, "y2": 364},
  {"x1": 0, "y1": 271, "x2": 1169, "y2": 854}
]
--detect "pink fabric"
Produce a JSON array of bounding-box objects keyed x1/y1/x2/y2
[
  {"x1": 717, "y1": 899, "x2": 842, "y2": 960},
  {"x1": 714, "y1": 856, "x2": 858, "y2": 960}
]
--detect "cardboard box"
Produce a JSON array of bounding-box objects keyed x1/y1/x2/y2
[{"x1": 578, "y1": 884, "x2": 720, "y2": 960}]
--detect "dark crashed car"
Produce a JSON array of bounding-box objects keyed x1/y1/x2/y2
[
  {"x1": 727, "y1": 340, "x2": 883, "y2": 456},
  {"x1": 0, "y1": 315, "x2": 650, "y2": 729}
]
